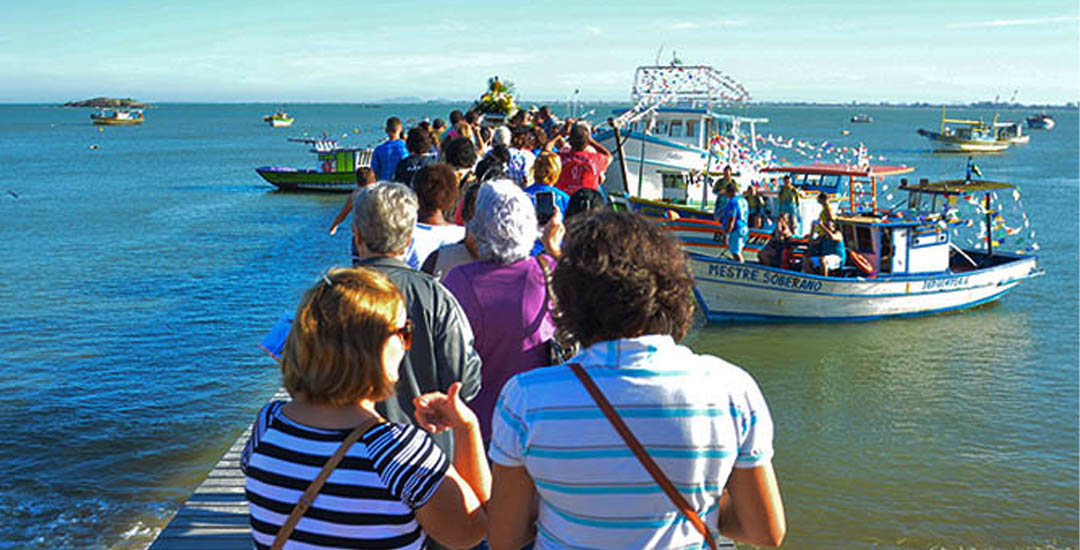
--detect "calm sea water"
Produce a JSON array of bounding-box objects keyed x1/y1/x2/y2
[{"x1": 0, "y1": 103, "x2": 1075, "y2": 550}]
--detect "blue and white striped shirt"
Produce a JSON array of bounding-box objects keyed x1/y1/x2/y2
[{"x1": 489, "y1": 335, "x2": 774, "y2": 550}]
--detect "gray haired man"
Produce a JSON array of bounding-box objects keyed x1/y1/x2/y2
[{"x1": 352, "y1": 181, "x2": 482, "y2": 457}]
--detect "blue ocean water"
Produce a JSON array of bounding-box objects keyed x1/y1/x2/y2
[{"x1": 0, "y1": 103, "x2": 1075, "y2": 549}]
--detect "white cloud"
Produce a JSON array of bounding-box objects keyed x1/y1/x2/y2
[
  {"x1": 584, "y1": 25, "x2": 601, "y2": 36},
  {"x1": 658, "y1": 19, "x2": 745, "y2": 31},
  {"x1": 946, "y1": 15, "x2": 1079, "y2": 29}
]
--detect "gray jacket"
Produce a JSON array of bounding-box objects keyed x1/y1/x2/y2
[{"x1": 358, "y1": 256, "x2": 483, "y2": 457}]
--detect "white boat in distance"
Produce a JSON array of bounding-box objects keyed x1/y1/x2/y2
[{"x1": 688, "y1": 168, "x2": 1042, "y2": 322}]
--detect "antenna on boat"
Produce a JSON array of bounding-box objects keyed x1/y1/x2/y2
[{"x1": 654, "y1": 44, "x2": 664, "y2": 65}]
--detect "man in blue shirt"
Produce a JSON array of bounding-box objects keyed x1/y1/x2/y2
[
  {"x1": 370, "y1": 116, "x2": 408, "y2": 181},
  {"x1": 721, "y1": 183, "x2": 749, "y2": 263}
]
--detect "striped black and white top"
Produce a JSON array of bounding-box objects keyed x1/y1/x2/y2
[{"x1": 241, "y1": 401, "x2": 449, "y2": 550}]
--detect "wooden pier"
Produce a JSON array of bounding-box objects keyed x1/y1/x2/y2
[{"x1": 147, "y1": 389, "x2": 288, "y2": 550}]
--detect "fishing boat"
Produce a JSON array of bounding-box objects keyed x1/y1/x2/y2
[
  {"x1": 90, "y1": 108, "x2": 144, "y2": 126},
  {"x1": 264, "y1": 111, "x2": 295, "y2": 128},
  {"x1": 994, "y1": 121, "x2": 1029, "y2": 144},
  {"x1": 686, "y1": 164, "x2": 1042, "y2": 322},
  {"x1": 916, "y1": 108, "x2": 1011, "y2": 153},
  {"x1": 596, "y1": 63, "x2": 770, "y2": 202},
  {"x1": 850, "y1": 113, "x2": 873, "y2": 123},
  {"x1": 1026, "y1": 113, "x2": 1055, "y2": 130},
  {"x1": 255, "y1": 138, "x2": 373, "y2": 193}
]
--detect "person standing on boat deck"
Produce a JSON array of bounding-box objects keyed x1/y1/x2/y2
[
  {"x1": 720, "y1": 183, "x2": 750, "y2": 263},
  {"x1": 746, "y1": 184, "x2": 768, "y2": 229},
  {"x1": 403, "y1": 164, "x2": 466, "y2": 270},
  {"x1": 712, "y1": 165, "x2": 738, "y2": 221},
  {"x1": 351, "y1": 182, "x2": 482, "y2": 457},
  {"x1": 545, "y1": 122, "x2": 612, "y2": 196},
  {"x1": 393, "y1": 127, "x2": 437, "y2": 188},
  {"x1": 777, "y1": 175, "x2": 800, "y2": 233},
  {"x1": 371, "y1": 116, "x2": 409, "y2": 182},
  {"x1": 486, "y1": 211, "x2": 786, "y2": 550},
  {"x1": 240, "y1": 267, "x2": 491, "y2": 550},
  {"x1": 443, "y1": 180, "x2": 558, "y2": 444}
]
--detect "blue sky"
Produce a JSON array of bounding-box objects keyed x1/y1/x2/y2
[{"x1": 1, "y1": 1, "x2": 1077, "y2": 104}]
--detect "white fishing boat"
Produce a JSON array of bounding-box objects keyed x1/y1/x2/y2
[
  {"x1": 90, "y1": 108, "x2": 143, "y2": 126},
  {"x1": 596, "y1": 63, "x2": 769, "y2": 203},
  {"x1": 995, "y1": 121, "x2": 1029, "y2": 144},
  {"x1": 687, "y1": 165, "x2": 1042, "y2": 322}
]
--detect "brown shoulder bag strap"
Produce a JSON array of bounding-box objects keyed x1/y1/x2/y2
[
  {"x1": 271, "y1": 416, "x2": 381, "y2": 550},
  {"x1": 567, "y1": 363, "x2": 719, "y2": 550}
]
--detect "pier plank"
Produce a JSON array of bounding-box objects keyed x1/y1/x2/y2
[{"x1": 148, "y1": 389, "x2": 289, "y2": 550}]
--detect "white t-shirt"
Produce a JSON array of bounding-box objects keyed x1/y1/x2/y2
[{"x1": 403, "y1": 223, "x2": 466, "y2": 270}]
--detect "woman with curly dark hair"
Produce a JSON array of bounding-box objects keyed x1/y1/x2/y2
[{"x1": 485, "y1": 211, "x2": 786, "y2": 550}]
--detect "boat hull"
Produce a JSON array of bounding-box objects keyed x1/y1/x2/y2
[
  {"x1": 1026, "y1": 118, "x2": 1055, "y2": 130},
  {"x1": 255, "y1": 167, "x2": 356, "y2": 193},
  {"x1": 625, "y1": 197, "x2": 769, "y2": 259},
  {"x1": 269, "y1": 118, "x2": 294, "y2": 128},
  {"x1": 92, "y1": 118, "x2": 142, "y2": 126},
  {"x1": 688, "y1": 250, "x2": 1040, "y2": 322},
  {"x1": 917, "y1": 130, "x2": 1010, "y2": 152}
]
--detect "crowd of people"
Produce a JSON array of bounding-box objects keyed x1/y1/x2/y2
[
  {"x1": 240, "y1": 107, "x2": 787, "y2": 550},
  {"x1": 713, "y1": 169, "x2": 850, "y2": 276}
]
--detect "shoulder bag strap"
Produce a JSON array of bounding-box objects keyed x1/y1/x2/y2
[
  {"x1": 271, "y1": 416, "x2": 381, "y2": 550},
  {"x1": 567, "y1": 363, "x2": 719, "y2": 550}
]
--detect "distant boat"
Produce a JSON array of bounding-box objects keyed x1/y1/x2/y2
[
  {"x1": 994, "y1": 121, "x2": 1029, "y2": 145},
  {"x1": 255, "y1": 138, "x2": 372, "y2": 193},
  {"x1": 850, "y1": 113, "x2": 873, "y2": 123},
  {"x1": 1026, "y1": 113, "x2": 1055, "y2": 130},
  {"x1": 264, "y1": 111, "x2": 294, "y2": 128},
  {"x1": 916, "y1": 107, "x2": 1011, "y2": 153},
  {"x1": 91, "y1": 108, "x2": 143, "y2": 126}
]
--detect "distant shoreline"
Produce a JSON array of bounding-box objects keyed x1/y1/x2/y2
[{"x1": 5, "y1": 99, "x2": 1075, "y2": 110}]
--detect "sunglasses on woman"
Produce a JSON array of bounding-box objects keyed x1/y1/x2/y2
[{"x1": 392, "y1": 320, "x2": 414, "y2": 350}]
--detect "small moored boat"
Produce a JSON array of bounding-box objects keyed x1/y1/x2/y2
[
  {"x1": 994, "y1": 121, "x2": 1029, "y2": 144},
  {"x1": 264, "y1": 111, "x2": 295, "y2": 128},
  {"x1": 91, "y1": 108, "x2": 144, "y2": 126},
  {"x1": 917, "y1": 108, "x2": 1011, "y2": 153},
  {"x1": 850, "y1": 113, "x2": 873, "y2": 123},
  {"x1": 255, "y1": 138, "x2": 373, "y2": 193},
  {"x1": 1026, "y1": 113, "x2": 1055, "y2": 130}
]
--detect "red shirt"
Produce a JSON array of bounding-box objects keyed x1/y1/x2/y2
[{"x1": 555, "y1": 150, "x2": 611, "y2": 196}]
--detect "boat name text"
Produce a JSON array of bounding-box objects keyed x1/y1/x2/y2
[{"x1": 706, "y1": 264, "x2": 824, "y2": 292}]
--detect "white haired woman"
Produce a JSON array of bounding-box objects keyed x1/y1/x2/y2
[{"x1": 443, "y1": 179, "x2": 557, "y2": 443}]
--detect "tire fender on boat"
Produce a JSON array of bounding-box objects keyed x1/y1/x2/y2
[
  {"x1": 849, "y1": 250, "x2": 875, "y2": 276},
  {"x1": 321, "y1": 160, "x2": 333, "y2": 173}
]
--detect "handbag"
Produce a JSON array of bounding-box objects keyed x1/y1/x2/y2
[
  {"x1": 271, "y1": 415, "x2": 381, "y2": 550},
  {"x1": 567, "y1": 363, "x2": 720, "y2": 550},
  {"x1": 536, "y1": 255, "x2": 575, "y2": 365}
]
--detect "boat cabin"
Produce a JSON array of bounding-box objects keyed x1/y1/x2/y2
[
  {"x1": 288, "y1": 138, "x2": 373, "y2": 174},
  {"x1": 614, "y1": 106, "x2": 767, "y2": 153},
  {"x1": 761, "y1": 162, "x2": 914, "y2": 237}
]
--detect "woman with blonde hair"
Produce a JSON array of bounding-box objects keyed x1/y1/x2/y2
[
  {"x1": 241, "y1": 267, "x2": 490, "y2": 550},
  {"x1": 524, "y1": 151, "x2": 570, "y2": 215}
]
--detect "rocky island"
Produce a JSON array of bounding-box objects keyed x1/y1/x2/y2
[{"x1": 62, "y1": 97, "x2": 148, "y2": 108}]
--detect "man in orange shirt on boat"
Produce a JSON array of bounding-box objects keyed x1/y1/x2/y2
[{"x1": 544, "y1": 121, "x2": 612, "y2": 197}]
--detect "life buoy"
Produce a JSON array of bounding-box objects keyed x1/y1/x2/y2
[
  {"x1": 321, "y1": 160, "x2": 334, "y2": 173},
  {"x1": 849, "y1": 250, "x2": 875, "y2": 276}
]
